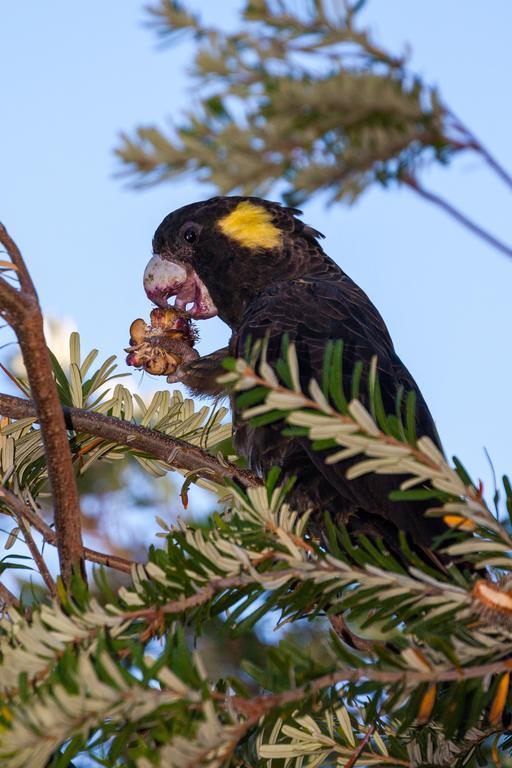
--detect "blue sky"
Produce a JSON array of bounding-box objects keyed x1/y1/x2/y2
[{"x1": 1, "y1": 0, "x2": 511, "y2": 508}]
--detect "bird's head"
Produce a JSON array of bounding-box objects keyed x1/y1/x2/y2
[{"x1": 144, "y1": 196, "x2": 325, "y2": 328}]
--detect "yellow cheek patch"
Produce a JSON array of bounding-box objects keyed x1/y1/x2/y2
[{"x1": 218, "y1": 201, "x2": 282, "y2": 249}]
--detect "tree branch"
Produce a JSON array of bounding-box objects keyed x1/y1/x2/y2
[
  {"x1": 472, "y1": 139, "x2": 512, "y2": 193},
  {"x1": 15, "y1": 515, "x2": 56, "y2": 597},
  {"x1": 81, "y1": 548, "x2": 134, "y2": 573},
  {"x1": 0, "y1": 224, "x2": 36, "y2": 294},
  {"x1": 0, "y1": 581, "x2": 20, "y2": 609},
  {"x1": 0, "y1": 224, "x2": 84, "y2": 584},
  {"x1": 0, "y1": 487, "x2": 134, "y2": 575},
  {"x1": 127, "y1": 574, "x2": 257, "y2": 621},
  {"x1": 446, "y1": 107, "x2": 512, "y2": 193},
  {"x1": 403, "y1": 175, "x2": 512, "y2": 260},
  {"x1": 0, "y1": 278, "x2": 30, "y2": 319},
  {"x1": 0, "y1": 392, "x2": 260, "y2": 489},
  {"x1": 226, "y1": 659, "x2": 512, "y2": 717},
  {"x1": 343, "y1": 724, "x2": 376, "y2": 768}
]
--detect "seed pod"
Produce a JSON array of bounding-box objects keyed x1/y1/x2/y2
[
  {"x1": 145, "y1": 349, "x2": 179, "y2": 376},
  {"x1": 149, "y1": 307, "x2": 177, "y2": 328},
  {"x1": 125, "y1": 308, "x2": 198, "y2": 377},
  {"x1": 129, "y1": 318, "x2": 147, "y2": 345}
]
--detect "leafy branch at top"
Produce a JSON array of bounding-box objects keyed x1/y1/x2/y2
[{"x1": 116, "y1": 0, "x2": 512, "y2": 259}]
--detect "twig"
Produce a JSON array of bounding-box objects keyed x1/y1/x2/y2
[
  {"x1": 0, "y1": 581, "x2": 20, "y2": 609},
  {"x1": 0, "y1": 224, "x2": 84, "y2": 584},
  {"x1": 0, "y1": 360, "x2": 30, "y2": 396},
  {"x1": 343, "y1": 724, "x2": 375, "y2": 768},
  {"x1": 15, "y1": 515, "x2": 56, "y2": 597},
  {"x1": 0, "y1": 392, "x2": 259, "y2": 489},
  {"x1": 127, "y1": 552, "x2": 457, "y2": 626},
  {"x1": 127, "y1": 574, "x2": 256, "y2": 620},
  {"x1": 81, "y1": 548, "x2": 134, "y2": 573},
  {"x1": 472, "y1": 139, "x2": 512, "y2": 193},
  {"x1": 0, "y1": 487, "x2": 134, "y2": 574},
  {"x1": 403, "y1": 175, "x2": 512, "y2": 260},
  {"x1": 446, "y1": 108, "x2": 512, "y2": 193},
  {"x1": 224, "y1": 657, "x2": 512, "y2": 722},
  {"x1": 0, "y1": 224, "x2": 36, "y2": 294},
  {"x1": 329, "y1": 613, "x2": 374, "y2": 653}
]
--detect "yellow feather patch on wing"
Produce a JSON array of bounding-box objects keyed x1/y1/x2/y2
[
  {"x1": 218, "y1": 201, "x2": 282, "y2": 249},
  {"x1": 489, "y1": 672, "x2": 510, "y2": 724}
]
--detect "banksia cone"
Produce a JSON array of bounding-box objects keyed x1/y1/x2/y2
[{"x1": 125, "y1": 307, "x2": 198, "y2": 377}]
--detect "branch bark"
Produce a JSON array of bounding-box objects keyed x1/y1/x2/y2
[
  {"x1": 0, "y1": 224, "x2": 84, "y2": 584},
  {"x1": 343, "y1": 724, "x2": 376, "y2": 768},
  {"x1": 0, "y1": 392, "x2": 259, "y2": 488}
]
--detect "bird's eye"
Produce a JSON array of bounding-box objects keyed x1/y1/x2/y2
[{"x1": 183, "y1": 227, "x2": 198, "y2": 244}]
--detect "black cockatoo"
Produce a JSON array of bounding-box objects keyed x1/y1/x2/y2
[{"x1": 144, "y1": 196, "x2": 445, "y2": 551}]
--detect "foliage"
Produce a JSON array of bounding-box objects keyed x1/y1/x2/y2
[
  {"x1": 0, "y1": 331, "x2": 230, "y2": 495},
  {"x1": 2, "y1": 2, "x2": 512, "y2": 766},
  {"x1": 1, "y1": 337, "x2": 512, "y2": 766},
  {"x1": 116, "y1": 0, "x2": 512, "y2": 259},
  {"x1": 118, "y1": 1, "x2": 475, "y2": 204}
]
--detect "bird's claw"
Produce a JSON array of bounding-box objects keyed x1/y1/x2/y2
[
  {"x1": 166, "y1": 371, "x2": 181, "y2": 384},
  {"x1": 166, "y1": 364, "x2": 188, "y2": 384}
]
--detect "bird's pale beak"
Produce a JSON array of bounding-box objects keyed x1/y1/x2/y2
[{"x1": 143, "y1": 254, "x2": 217, "y2": 319}]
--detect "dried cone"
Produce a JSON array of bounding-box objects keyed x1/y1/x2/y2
[{"x1": 125, "y1": 307, "x2": 198, "y2": 377}]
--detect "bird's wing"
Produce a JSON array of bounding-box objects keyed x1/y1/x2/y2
[
  {"x1": 234, "y1": 276, "x2": 439, "y2": 440},
  {"x1": 232, "y1": 276, "x2": 444, "y2": 543}
]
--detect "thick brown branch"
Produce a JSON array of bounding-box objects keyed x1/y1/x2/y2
[
  {"x1": 0, "y1": 392, "x2": 259, "y2": 488},
  {"x1": 16, "y1": 307, "x2": 85, "y2": 583},
  {"x1": 403, "y1": 176, "x2": 512, "y2": 260},
  {"x1": 0, "y1": 225, "x2": 84, "y2": 584}
]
